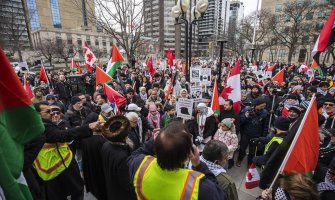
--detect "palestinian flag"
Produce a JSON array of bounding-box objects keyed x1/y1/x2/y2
[
  {"x1": 211, "y1": 78, "x2": 220, "y2": 116},
  {"x1": 96, "y1": 66, "x2": 112, "y2": 86},
  {"x1": 103, "y1": 84, "x2": 126, "y2": 108},
  {"x1": 312, "y1": 6, "x2": 335, "y2": 64},
  {"x1": 311, "y1": 60, "x2": 324, "y2": 78},
  {"x1": 70, "y1": 58, "x2": 77, "y2": 72},
  {"x1": 272, "y1": 68, "x2": 285, "y2": 85},
  {"x1": 0, "y1": 48, "x2": 45, "y2": 199},
  {"x1": 106, "y1": 45, "x2": 124, "y2": 77}
]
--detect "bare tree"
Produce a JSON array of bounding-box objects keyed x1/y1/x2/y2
[
  {"x1": 54, "y1": 40, "x2": 78, "y2": 67},
  {"x1": 35, "y1": 39, "x2": 57, "y2": 65},
  {"x1": 75, "y1": 0, "x2": 144, "y2": 68},
  {"x1": 90, "y1": 45, "x2": 106, "y2": 63},
  {"x1": 268, "y1": 0, "x2": 333, "y2": 63},
  {"x1": 235, "y1": 9, "x2": 273, "y2": 61}
]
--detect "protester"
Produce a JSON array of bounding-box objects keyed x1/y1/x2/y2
[
  {"x1": 101, "y1": 116, "x2": 136, "y2": 200},
  {"x1": 318, "y1": 158, "x2": 335, "y2": 200},
  {"x1": 201, "y1": 140, "x2": 239, "y2": 200},
  {"x1": 32, "y1": 87, "x2": 45, "y2": 103},
  {"x1": 128, "y1": 121, "x2": 227, "y2": 199}
]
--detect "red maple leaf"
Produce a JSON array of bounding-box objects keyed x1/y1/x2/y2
[
  {"x1": 221, "y1": 86, "x2": 233, "y2": 99},
  {"x1": 87, "y1": 53, "x2": 93, "y2": 62}
]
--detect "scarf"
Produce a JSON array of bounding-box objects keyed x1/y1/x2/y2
[
  {"x1": 318, "y1": 171, "x2": 335, "y2": 192},
  {"x1": 274, "y1": 187, "x2": 289, "y2": 200},
  {"x1": 197, "y1": 107, "x2": 214, "y2": 137},
  {"x1": 147, "y1": 112, "x2": 161, "y2": 129},
  {"x1": 284, "y1": 101, "x2": 299, "y2": 109},
  {"x1": 140, "y1": 92, "x2": 148, "y2": 101},
  {"x1": 199, "y1": 156, "x2": 226, "y2": 176}
]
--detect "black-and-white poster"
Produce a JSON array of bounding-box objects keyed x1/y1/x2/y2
[
  {"x1": 200, "y1": 68, "x2": 211, "y2": 86},
  {"x1": 177, "y1": 98, "x2": 194, "y2": 119},
  {"x1": 190, "y1": 68, "x2": 201, "y2": 82},
  {"x1": 190, "y1": 86, "x2": 202, "y2": 102}
]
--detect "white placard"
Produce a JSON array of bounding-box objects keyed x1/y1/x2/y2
[
  {"x1": 190, "y1": 67, "x2": 201, "y2": 83},
  {"x1": 190, "y1": 86, "x2": 202, "y2": 102},
  {"x1": 200, "y1": 68, "x2": 211, "y2": 86},
  {"x1": 177, "y1": 98, "x2": 194, "y2": 120}
]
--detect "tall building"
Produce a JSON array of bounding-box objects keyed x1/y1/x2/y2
[
  {"x1": 261, "y1": 0, "x2": 333, "y2": 64},
  {"x1": 0, "y1": 0, "x2": 30, "y2": 53},
  {"x1": 229, "y1": 0, "x2": 244, "y2": 26},
  {"x1": 26, "y1": 0, "x2": 114, "y2": 60},
  {"x1": 198, "y1": 0, "x2": 230, "y2": 56}
]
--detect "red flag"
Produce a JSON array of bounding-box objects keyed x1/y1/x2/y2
[
  {"x1": 103, "y1": 84, "x2": 126, "y2": 107},
  {"x1": 165, "y1": 77, "x2": 174, "y2": 101},
  {"x1": 211, "y1": 78, "x2": 220, "y2": 116},
  {"x1": 267, "y1": 64, "x2": 275, "y2": 72},
  {"x1": 147, "y1": 57, "x2": 156, "y2": 77},
  {"x1": 272, "y1": 69, "x2": 285, "y2": 85},
  {"x1": 166, "y1": 48, "x2": 174, "y2": 67},
  {"x1": 24, "y1": 77, "x2": 33, "y2": 99},
  {"x1": 77, "y1": 62, "x2": 82, "y2": 74},
  {"x1": 39, "y1": 64, "x2": 49, "y2": 84},
  {"x1": 96, "y1": 66, "x2": 112, "y2": 86},
  {"x1": 283, "y1": 96, "x2": 319, "y2": 174}
]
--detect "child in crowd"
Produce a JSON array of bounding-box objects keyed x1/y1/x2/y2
[{"x1": 213, "y1": 118, "x2": 238, "y2": 169}]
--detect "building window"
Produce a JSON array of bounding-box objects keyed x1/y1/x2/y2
[
  {"x1": 95, "y1": 39, "x2": 99, "y2": 46},
  {"x1": 306, "y1": 12, "x2": 313, "y2": 20},
  {"x1": 50, "y1": 0, "x2": 62, "y2": 28},
  {"x1": 77, "y1": 37, "x2": 82, "y2": 46},
  {"x1": 27, "y1": 0, "x2": 40, "y2": 30},
  {"x1": 67, "y1": 34, "x2": 72, "y2": 45},
  {"x1": 275, "y1": 4, "x2": 283, "y2": 12},
  {"x1": 82, "y1": 0, "x2": 88, "y2": 26},
  {"x1": 87, "y1": 37, "x2": 91, "y2": 45},
  {"x1": 102, "y1": 39, "x2": 106, "y2": 46}
]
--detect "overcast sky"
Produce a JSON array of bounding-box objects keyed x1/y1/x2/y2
[{"x1": 242, "y1": 0, "x2": 262, "y2": 17}]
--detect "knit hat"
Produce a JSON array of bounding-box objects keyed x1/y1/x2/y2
[
  {"x1": 288, "y1": 106, "x2": 302, "y2": 115},
  {"x1": 324, "y1": 97, "x2": 335, "y2": 104},
  {"x1": 274, "y1": 117, "x2": 291, "y2": 131},
  {"x1": 329, "y1": 87, "x2": 335, "y2": 93},
  {"x1": 127, "y1": 103, "x2": 141, "y2": 112},
  {"x1": 287, "y1": 94, "x2": 298, "y2": 100},
  {"x1": 221, "y1": 118, "x2": 233, "y2": 129},
  {"x1": 251, "y1": 97, "x2": 266, "y2": 106},
  {"x1": 46, "y1": 94, "x2": 55, "y2": 100},
  {"x1": 71, "y1": 96, "x2": 81, "y2": 105}
]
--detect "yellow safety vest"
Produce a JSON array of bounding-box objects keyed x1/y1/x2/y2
[
  {"x1": 134, "y1": 156, "x2": 205, "y2": 200},
  {"x1": 264, "y1": 136, "x2": 283, "y2": 155},
  {"x1": 33, "y1": 143, "x2": 73, "y2": 181}
]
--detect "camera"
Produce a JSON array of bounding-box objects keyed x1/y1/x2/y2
[{"x1": 272, "y1": 88, "x2": 282, "y2": 94}]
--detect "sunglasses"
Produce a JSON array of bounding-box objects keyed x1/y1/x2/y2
[
  {"x1": 324, "y1": 103, "x2": 334, "y2": 107},
  {"x1": 52, "y1": 111, "x2": 60, "y2": 115}
]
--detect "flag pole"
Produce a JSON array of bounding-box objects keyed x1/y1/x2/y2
[{"x1": 269, "y1": 94, "x2": 316, "y2": 189}]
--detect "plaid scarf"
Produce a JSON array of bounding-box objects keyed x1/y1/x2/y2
[
  {"x1": 199, "y1": 155, "x2": 226, "y2": 176},
  {"x1": 318, "y1": 171, "x2": 335, "y2": 192}
]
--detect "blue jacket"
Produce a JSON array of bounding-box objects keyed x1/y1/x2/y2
[
  {"x1": 127, "y1": 139, "x2": 226, "y2": 200},
  {"x1": 240, "y1": 107, "x2": 269, "y2": 138}
]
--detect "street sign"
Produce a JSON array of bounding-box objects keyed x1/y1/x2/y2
[{"x1": 176, "y1": 98, "x2": 194, "y2": 120}]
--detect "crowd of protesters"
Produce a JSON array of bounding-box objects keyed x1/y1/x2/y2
[{"x1": 19, "y1": 59, "x2": 335, "y2": 200}]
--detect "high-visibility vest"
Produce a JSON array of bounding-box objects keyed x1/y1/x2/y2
[
  {"x1": 134, "y1": 156, "x2": 204, "y2": 200},
  {"x1": 263, "y1": 136, "x2": 283, "y2": 155},
  {"x1": 33, "y1": 143, "x2": 73, "y2": 181}
]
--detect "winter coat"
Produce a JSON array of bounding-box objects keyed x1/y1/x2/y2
[
  {"x1": 213, "y1": 129, "x2": 238, "y2": 159},
  {"x1": 239, "y1": 107, "x2": 269, "y2": 138},
  {"x1": 54, "y1": 81, "x2": 72, "y2": 99}
]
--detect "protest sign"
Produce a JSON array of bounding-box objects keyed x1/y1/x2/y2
[
  {"x1": 176, "y1": 98, "x2": 194, "y2": 120},
  {"x1": 190, "y1": 86, "x2": 202, "y2": 102},
  {"x1": 190, "y1": 67, "x2": 201, "y2": 82},
  {"x1": 200, "y1": 68, "x2": 211, "y2": 86}
]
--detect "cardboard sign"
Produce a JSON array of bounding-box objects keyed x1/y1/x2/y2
[
  {"x1": 190, "y1": 86, "x2": 202, "y2": 102},
  {"x1": 200, "y1": 68, "x2": 211, "y2": 86},
  {"x1": 177, "y1": 98, "x2": 194, "y2": 120},
  {"x1": 190, "y1": 67, "x2": 201, "y2": 82}
]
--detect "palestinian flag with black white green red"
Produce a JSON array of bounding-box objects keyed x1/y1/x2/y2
[
  {"x1": 106, "y1": 45, "x2": 124, "y2": 77},
  {"x1": 312, "y1": 6, "x2": 335, "y2": 64},
  {"x1": 0, "y1": 48, "x2": 45, "y2": 199}
]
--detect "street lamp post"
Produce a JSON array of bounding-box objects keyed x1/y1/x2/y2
[{"x1": 172, "y1": 0, "x2": 209, "y2": 81}]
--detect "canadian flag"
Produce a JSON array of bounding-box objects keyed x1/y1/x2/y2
[
  {"x1": 245, "y1": 163, "x2": 260, "y2": 189},
  {"x1": 84, "y1": 42, "x2": 96, "y2": 72},
  {"x1": 221, "y1": 60, "x2": 241, "y2": 113}
]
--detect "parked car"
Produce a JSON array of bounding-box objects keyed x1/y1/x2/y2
[{"x1": 30, "y1": 63, "x2": 55, "y2": 70}]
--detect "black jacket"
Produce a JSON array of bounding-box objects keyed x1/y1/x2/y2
[
  {"x1": 65, "y1": 106, "x2": 91, "y2": 128},
  {"x1": 101, "y1": 142, "x2": 136, "y2": 200},
  {"x1": 54, "y1": 81, "x2": 72, "y2": 99}
]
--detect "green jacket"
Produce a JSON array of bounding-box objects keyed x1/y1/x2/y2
[{"x1": 216, "y1": 173, "x2": 239, "y2": 200}]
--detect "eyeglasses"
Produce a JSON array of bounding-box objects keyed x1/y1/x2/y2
[{"x1": 324, "y1": 103, "x2": 334, "y2": 107}]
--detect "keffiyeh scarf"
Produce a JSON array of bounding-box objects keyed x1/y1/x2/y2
[{"x1": 199, "y1": 155, "x2": 226, "y2": 176}]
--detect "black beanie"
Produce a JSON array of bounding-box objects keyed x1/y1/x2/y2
[
  {"x1": 252, "y1": 97, "x2": 266, "y2": 106},
  {"x1": 274, "y1": 117, "x2": 291, "y2": 131},
  {"x1": 71, "y1": 96, "x2": 81, "y2": 105}
]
